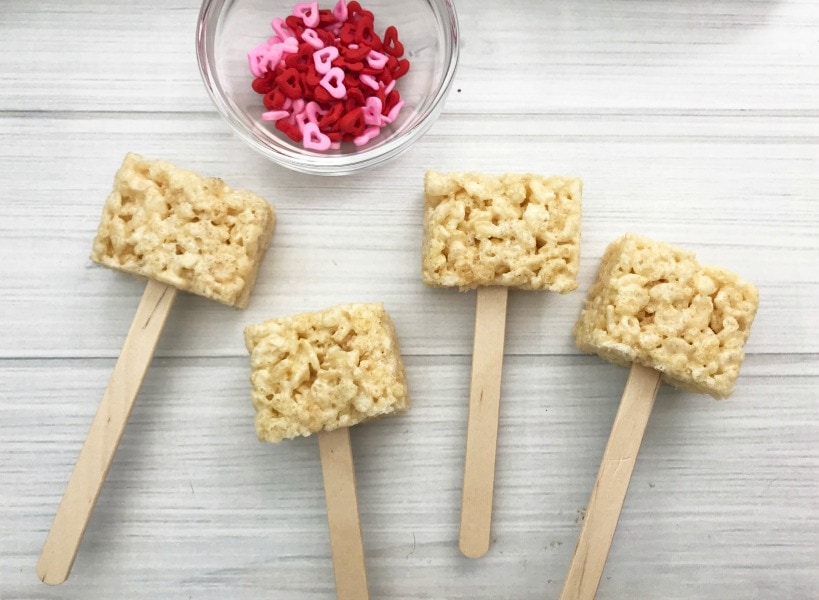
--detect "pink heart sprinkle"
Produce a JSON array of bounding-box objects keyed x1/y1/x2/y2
[
  {"x1": 359, "y1": 74, "x2": 379, "y2": 91},
  {"x1": 385, "y1": 100, "x2": 405, "y2": 124},
  {"x1": 262, "y1": 110, "x2": 290, "y2": 121},
  {"x1": 291, "y1": 98, "x2": 306, "y2": 115},
  {"x1": 295, "y1": 111, "x2": 309, "y2": 133},
  {"x1": 366, "y1": 50, "x2": 388, "y2": 70},
  {"x1": 302, "y1": 122, "x2": 331, "y2": 151},
  {"x1": 270, "y1": 18, "x2": 292, "y2": 40},
  {"x1": 353, "y1": 126, "x2": 381, "y2": 147},
  {"x1": 313, "y1": 46, "x2": 339, "y2": 74},
  {"x1": 281, "y1": 36, "x2": 299, "y2": 53},
  {"x1": 261, "y1": 45, "x2": 284, "y2": 71},
  {"x1": 332, "y1": 0, "x2": 348, "y2": 22},
  {"x1": 320, "y1": 67, "x2": 346, "y2": 99},
  {"x1": 293, "y1": 2, "x2": 319, "y2": 28},
  {"x1": 301, "y1": 28, "x2": 324, "y2": 50},
  {"x1": 305, "y1": 101, "x2": 326, "y2": 124},
  {"x1": 247, "y1": 43, "x2": 272, "y2": 77},
  {"x1": 362, "y1": 96, "x2": 383, "y2": 126}
]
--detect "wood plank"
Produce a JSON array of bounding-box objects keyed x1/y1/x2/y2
[
  {"x1": 3, "y1": 354, "x2": 816, "y2": 598},
  {"x1": 1, "y1": 1, "x2": 817, "y2": 598},
  {"x1": 0, "y1": 113, "x2": 816, "y2": 358},
  {"x1": 1, "y1": 1, "x2": 818, "y2": 112},
  {"x1": 37, "y1": 280, "x2": 177, "y2": 585}
]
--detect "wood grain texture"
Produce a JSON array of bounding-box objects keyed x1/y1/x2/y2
[
  {"x1": 37, "y1": 280, "x2": 177, "y2": 585},
  {"x1": 559, "y1": 364, "x2": 662, "y2": 600},
  {"x1": 318, "y1": 428, "x2": 369, "y2": 600},
  {"x1": 1, "y1": 0, "x2": 818, "y2": 598},
  {"x1": 460, "y1": 287, "x2": 509, "y2": 559},
  {"x1": 2, "y1": 355, "x2": 818, "y2": 598}
]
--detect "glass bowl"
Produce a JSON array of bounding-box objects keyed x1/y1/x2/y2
[{"x1": 196, "y1": 0, "x2": 459, "y2": 175}]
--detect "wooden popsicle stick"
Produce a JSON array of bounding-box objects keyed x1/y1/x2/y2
[
  {"x1": 559, "y1": 362, "x2": 663, "y2": 600},
  {"x1": 318, "y1": 427, "x2": 369, "y2": 600},
  {"x1": 37, "y1": 279, "x2": 177, "y2": 585},
  {"x1": 459, "y1": 285, "x2": 509, "y2": 559}
]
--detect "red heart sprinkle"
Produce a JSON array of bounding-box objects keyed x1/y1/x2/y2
[{"x1": 383, "y1": 26, "x2": 404, "y2": 57}]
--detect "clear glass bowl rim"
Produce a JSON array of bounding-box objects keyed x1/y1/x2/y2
[{"x1": 196, "y1": 0, "x2": 460, "y2": 175}]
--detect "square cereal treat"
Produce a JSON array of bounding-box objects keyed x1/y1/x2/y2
[
  {"x1": 90, "y1": 153, "x2": 275, "y2": 308},
  {"x1": 422, "y1": 171, "x2": 582, "y2": 292},
  {"x1": 244, "y1": 303, "x2": 410, "y2": 443},
  {"x1": 574, "y1": 234, "x2": 759, "y2": 399}
]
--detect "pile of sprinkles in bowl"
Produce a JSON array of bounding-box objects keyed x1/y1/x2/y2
[{"x1": 247, "y1": 0, "x2": 410, "y2": 151}]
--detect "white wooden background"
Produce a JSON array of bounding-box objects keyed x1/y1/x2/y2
[{"x1": 1, "y1": 1, "x2": 817, "y2": 598}]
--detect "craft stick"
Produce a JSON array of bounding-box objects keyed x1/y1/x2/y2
[
  {"x1": 37, "y1": 279, "x2": 177, "y2": 585},
  {"x1": 318, "y1": 427, "x2": 369, "y2": 600},
  {"x1": 459, "y1": 286, "x2": 509, "y2": 559},
  {"x1": 559, "y1": 363, "x2": 663, "y2": 600}
]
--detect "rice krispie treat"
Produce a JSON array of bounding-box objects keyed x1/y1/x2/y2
[
  {"x1": 245, "y1": 303, "x2": 410, "y2": 443},
  {"x1": 574, "y1": 233, "x2": 759, "y2": 399},
  {"x1": 91, "y1": 153, "x2": 275, "y2": 308},
  {"x1": 422, "y1": 171, "x2": 582, "y2": 292}
]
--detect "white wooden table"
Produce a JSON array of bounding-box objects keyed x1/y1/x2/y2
[{"x1": 1, "y1": 1, "x2": 817, "y2": 598}]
